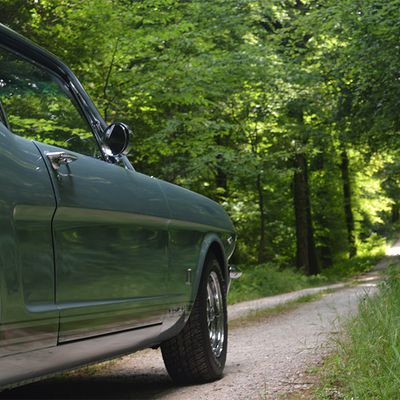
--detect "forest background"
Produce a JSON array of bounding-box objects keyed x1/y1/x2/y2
[{"x1": 2, "y1": 0, "x2": 399, "y2": 298}]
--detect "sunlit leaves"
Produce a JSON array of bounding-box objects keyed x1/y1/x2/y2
[{"x1": 0, "y1": 0, "x2": 396, "y2": 266}]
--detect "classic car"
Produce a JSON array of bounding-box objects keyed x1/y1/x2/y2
[{"x1": 0, "y1": 23, "x2": 236, "y2": 390}]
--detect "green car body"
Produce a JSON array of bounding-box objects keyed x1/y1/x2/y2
[{"x1": 0, "y1": 24, "x2": 235, "y2": 389}]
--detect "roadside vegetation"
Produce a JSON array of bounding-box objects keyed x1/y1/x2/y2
[
  {"x1": 230, "y1": 291, "x2": 330, "y2": 328},
  {"x1": 310, "y1": 262, "x2": 400, "y2": 399},
  {"x1": 229, "y1": 235, "x2": 385, "y2": 304}
]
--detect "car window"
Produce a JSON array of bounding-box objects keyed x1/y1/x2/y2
[{"x1": 0, "y1": 46, "x2": 101, "y2": 158}]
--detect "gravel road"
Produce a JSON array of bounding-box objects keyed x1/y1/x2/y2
[{"x1": 1, "y1": 256, "x2": 393, "y2": 400}]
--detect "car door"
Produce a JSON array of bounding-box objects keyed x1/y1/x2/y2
[
  {"x1": 0, "y1": 125, "x2": 58, "y2": 357},
  {"x1": 0, "y1": 49, "x2": 59, "y2": 356},
  {"x1": 0, "y1": 44, "x2": 171, "y2": 343},
  {"x1": 41, "y1": 146, "x2": 171, "y2": 342}
]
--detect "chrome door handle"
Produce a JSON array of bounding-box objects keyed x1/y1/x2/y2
[{"x1": 46, "y1": 151, "x2": 78, "y2": 170}]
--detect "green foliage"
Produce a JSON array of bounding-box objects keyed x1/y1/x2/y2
[
  {"x1": 321, "y1": 232, "x2": 385, "y2": 279},
  {"x1": 230, "y1": 291, "x2": 327, "y2": 328},
  {"x1": 229, "y1": 234, "x2": 384, "y2": 304},
  {"x1": 0, "y1": 0, "x2": 397, "y2": 270},
  {"x1": 316, "y1": 263, "x2": 400, "y2": 399},
  {"x1": 228, "y1": 263, "x2": 328, "y2": 304}
]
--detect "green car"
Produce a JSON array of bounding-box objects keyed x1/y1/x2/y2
[{"x1": 0, "y1": 23, "x2": 236, "y2": 389}]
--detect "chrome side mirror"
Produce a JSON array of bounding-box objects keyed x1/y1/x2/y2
[{"x1": 103, "y1": 122, "x2": 131, "y2": 156}]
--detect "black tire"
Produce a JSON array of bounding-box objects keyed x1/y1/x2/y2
[{"x1": 161, "y1": 253, "x2": 228, "y2": 385}]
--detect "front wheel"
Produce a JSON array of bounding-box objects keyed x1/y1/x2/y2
[{"x1": 161, "y1": 253, "x2": 227, "y2": 385}]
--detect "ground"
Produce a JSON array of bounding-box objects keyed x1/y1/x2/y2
[{"x1": 1, "y1": 254, "x2": 392, "y2": 400}]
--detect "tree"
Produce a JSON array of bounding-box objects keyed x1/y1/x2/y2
[{"x1": 1, "y1": 0, "x2": 394, "y2": 271}]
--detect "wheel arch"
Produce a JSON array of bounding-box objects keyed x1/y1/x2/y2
[{"x1": 191, "y1": 233, "x2": 228, "y2": 303}]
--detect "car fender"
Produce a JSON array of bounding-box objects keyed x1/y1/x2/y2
[{"x1": 191, "y1": 233, "x2": 229, "y2": 304}]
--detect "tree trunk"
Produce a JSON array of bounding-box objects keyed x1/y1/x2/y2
[
  {"x1": 340, "y1": 148, "x2": 356, "y2": 258},
  {"x1": 391, "y1": 203, "x2": 399, "y2": 223},
  {"x1": 293, "y1": 153, "x2": 319, "y2": 275},
  {"x1": 215, "y1": 164, "x2": 228, "y2": 200},
  {"x1": 215, "y1": 137, "x2": 228, "y2": 201},
  {"x1": 256, "y1": 173, "x2": 268, "y2": 264}
]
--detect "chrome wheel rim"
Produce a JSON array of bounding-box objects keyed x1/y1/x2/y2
[{"x1": 206, "y1": 271, "x2": 225, "y2": 358}]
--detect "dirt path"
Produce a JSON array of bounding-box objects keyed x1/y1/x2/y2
[{"x1": 2, "y1": 251, "x2": 397, "y2": 400}]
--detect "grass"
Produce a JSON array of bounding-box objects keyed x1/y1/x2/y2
[
  {"x1": 312, "y1": 262, "x2": 400, "y2": 399},
  {"x1": 228, "y1": 233, "x2": 386, "y2": 305},
  {"x1": 228, "y1": 253, "x2": 384, "y2": 305},
  {"x1": 230, "y1": 290, "x2": 334, "y2": 329},
  {"x1": 228, "y1": 263, "x2": 329, "y2": 304}
]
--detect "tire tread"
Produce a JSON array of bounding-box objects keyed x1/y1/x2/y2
[{"x1": 161, "y1": 254, "x2": 227, "y2": 385}]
